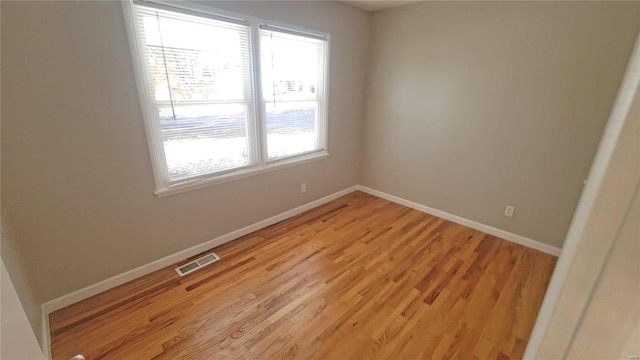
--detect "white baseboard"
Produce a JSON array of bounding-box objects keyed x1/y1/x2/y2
[
  {"x1": 356, "y1": 185, "x2": 562, "y2": 257},
  {"x1": 39, "y1": 185, "x2": 359, "y2": 355}
]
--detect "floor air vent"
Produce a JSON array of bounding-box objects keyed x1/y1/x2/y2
[{"x1": 175, "y1": 252, "x2": 220, "y2": 276}]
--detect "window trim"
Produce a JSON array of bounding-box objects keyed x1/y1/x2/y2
[{"x1": 121, "y1": 0, "x2": 330, "y2": 196}]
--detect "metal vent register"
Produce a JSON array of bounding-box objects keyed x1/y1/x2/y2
[{"x1": 175, "y1": 252, "x2": 221, "y2": 276}]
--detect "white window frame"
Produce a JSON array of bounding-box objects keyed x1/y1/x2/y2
[{"x1": 122, "y1": 0, "x2": 330, "y2": 197}]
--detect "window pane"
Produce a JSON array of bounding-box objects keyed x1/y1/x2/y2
[
  {"x1": 260, "y1": 28, "x2": 326, "y2": 161},
  {"x1": 265, "y1": 102, "x2": 319, "y2": 160},
  {"x1": 137, "y1": 8, "x2": 252, "y2": 102},
  {"x1": 133, "y1": 5, "x2": 257, "y2": 183},
  {"x1": 160, "y1": 104, "x2": 254, "y2": 181},
  {"x1": 260, "y1": 30, "x2": 324, "y2": 101}
]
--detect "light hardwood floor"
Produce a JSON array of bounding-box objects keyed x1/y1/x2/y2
[{"x1": 49, "y1": 191, "x2": 557, "y2": 360}]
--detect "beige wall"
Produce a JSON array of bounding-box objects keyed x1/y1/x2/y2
[
  {"x1": 2, "y1": 0, "x2": 639, "y2": 308},
  {"x1": 1, "y1": 2, "x2": 43, "y2": 350},
  {"x1": 1, "y1": 214, "x2": 43, "y2": 347},
  {"x1": 361, "y1": 1, "x2": 640, "y2": 248},
  {"x1": 1, "y1": 259, "x2": 45, "y2": 359},
  {"x1": 0, "y1": 210, "x2": 42, "y2": 342},
  {"x1": 1, "y1": 1, "x2": 370, "y2": 302}
]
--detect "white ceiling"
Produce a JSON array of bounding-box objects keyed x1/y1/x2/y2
[{"x1": 343, "y1": 1, "x2": 419, "y2": 12}]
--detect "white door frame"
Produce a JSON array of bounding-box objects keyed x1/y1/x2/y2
[{"x1": 524, "y1": 33, "x2": 640, "y2": 359}]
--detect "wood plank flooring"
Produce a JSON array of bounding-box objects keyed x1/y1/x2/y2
[{"x1": 49, "y1": 191, "x2": 557, "y2": 360}]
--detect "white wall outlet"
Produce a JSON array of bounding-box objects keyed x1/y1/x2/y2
[
  {"x1": 504, "y1": 205, "x2": 515, "y2": 217},
  {"x1": 301, "y1": 183, "x2": 307, "y2": 193}
]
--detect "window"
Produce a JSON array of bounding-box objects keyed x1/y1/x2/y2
[
  {"x1": 123, "y1": 1, "x2": 329, "y2": 195},
  {"x1": 259, "y1": 26, "x2": 326, "y2": 161}
]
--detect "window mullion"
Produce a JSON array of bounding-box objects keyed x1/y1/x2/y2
[{"x1": 250, "y1": 21, "x2": 267, "y2": 167}]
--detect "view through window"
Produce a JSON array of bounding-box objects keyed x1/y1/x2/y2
[{"x1": 259, "y1": 27, "x2": 326, "y2": 161}]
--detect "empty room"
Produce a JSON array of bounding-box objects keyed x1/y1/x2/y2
[{"x1": 1, "y1": 0, "x2": 638, "y2": 359}]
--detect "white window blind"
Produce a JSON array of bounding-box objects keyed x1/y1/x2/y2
[
  {"x1": 133, "y1": 4, "x2": 257, "y2": 182},
  {"x1": 259, "y1": 26, "x2": 327, "y2": 161}
]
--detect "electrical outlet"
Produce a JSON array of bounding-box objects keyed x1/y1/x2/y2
[
  {"x1": 301, "y1": 183, "x2": 307, "y2": 193},
  {"x1": 504, "y1": 205, "x2": 515, "y2": 217}
]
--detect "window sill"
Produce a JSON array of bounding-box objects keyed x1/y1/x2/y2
[{"x1": 154, "y1": 152, "x2": 330, "y2": 198}]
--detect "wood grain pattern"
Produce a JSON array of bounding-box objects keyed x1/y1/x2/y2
[{"x1": 49, "y1": 191, "x2": 556, "y2": 360}]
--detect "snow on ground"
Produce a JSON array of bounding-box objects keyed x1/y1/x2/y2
[{"x1": 164, "y1": 132, "x2": 316, "y2": 180}]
